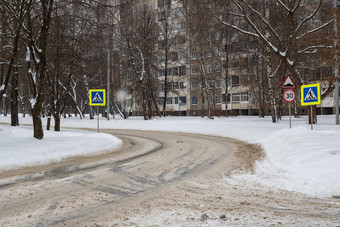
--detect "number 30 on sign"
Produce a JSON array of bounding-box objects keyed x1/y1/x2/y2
[{"x1": 283, "y1": 89, "x2": 296, "y2": 103}]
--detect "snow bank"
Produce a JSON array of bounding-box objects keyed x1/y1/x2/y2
[
  {"x1": 0, "y1": 115, "x2": 339, "y2": 197},
  {"x1": 0, "y1": 124, "x2": 122, "y2": 171}
]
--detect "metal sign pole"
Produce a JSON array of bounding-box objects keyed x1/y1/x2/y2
[
  {"x1": 289, "y1": 102, "x2": 291, "y2": 128},
  {"x1": 97, "y1": 106, "x2": 99, "y2": 133},
  {"x1": 311, "y1": 106, "x2": 313, "y2": 130},
  {"x1": 334, "y1": 0, "x2": 339, "y2": 125}
]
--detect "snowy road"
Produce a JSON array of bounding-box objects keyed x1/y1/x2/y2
[{"x1": 0, "y1": 130, "x2": 339, "y2": 226}]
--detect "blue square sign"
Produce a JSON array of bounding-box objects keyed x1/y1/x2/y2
[
  {"x1": 89, "y1": 89, "x2": 106, "y2": 106},
  {"x1": 301, "y1": 84, "x2": 320, "y2": 106}
]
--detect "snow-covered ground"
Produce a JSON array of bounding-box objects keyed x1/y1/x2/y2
[
  {"x1": 0, "y1": 123, "x2": 122, "y2": 171},
  {"x1": 0, "y1": 114, "x2": 339, "y2": 197}
]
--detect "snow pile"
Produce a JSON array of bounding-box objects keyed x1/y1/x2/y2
[
  {"x1": 0, "y1": 115, "x2": 339, "y2": 197},
  {"x1": 0, "y1": 124, "x2": 122, "y2": 171}
]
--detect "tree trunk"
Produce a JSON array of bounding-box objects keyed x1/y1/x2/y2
[
  {"x1": 46, "y1": 116, "x2": 51, "y2": 130},
  {"x1": 54, "y1": 114, "x2": 60, "y2": 131},
  {"x1": 32, "y1": 107, "x2": 43, "y2": 139},
  {"x1": 200, "y1": 88, "x2": 205, "y2": 118},
  {"x1": 162, "y1": 19, "x2": 169, "y2": 117},
  {"x1": 10, "y1": 68, "x2": 19, "y2": 126}
]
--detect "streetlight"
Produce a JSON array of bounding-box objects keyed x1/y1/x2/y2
[
  {"x1": 334, "y1": 0, "x2": 339, "y2": 124},
  {"x1": 107, "y1": 50, "x2": 110, "y2": 120}
]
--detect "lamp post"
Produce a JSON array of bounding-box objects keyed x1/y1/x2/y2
[
  {"x1": 107, "y1": 50, "x2": 110, "y2": 120},
  {"x1": 334, "y1": 0, "x2": 339, "y2": 124}
]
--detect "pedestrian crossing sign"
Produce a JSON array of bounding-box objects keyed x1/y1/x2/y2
[
  {"x1": 301, "y1": 84, "x2": 321, "y2": 106},
  {"x1": 89, "y1": 89, "x2": 106, "y2": 106}
]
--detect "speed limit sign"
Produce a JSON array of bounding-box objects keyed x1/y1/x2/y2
[{"x1": 283, "y1": 89, "x2": 296, "y2": 102}]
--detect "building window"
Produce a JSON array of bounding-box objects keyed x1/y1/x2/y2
[
  {"x1": 241, "y1": 93, "x2": 249, "y2": 102},
  {"x1": 180, "y1": 82, "x2": 187, "y2": 89},
  {"x1": 173, "y1": 82, "x2": 179, "y2": 89},
  {"x1": 216, "y1": 96, "x2": 222, "y2": 104},
  {"x1": 167, "y1": 68, "x2": 172, "y2": 76},
  {"x1": 174, "y1": 97, "x2": 179, "y2": 104},
  {"x1": 172, "y1": 67, "x2": 179, "y2": 76},
  {"x1": 167, "y1": 82, "x2": 173, "y2": 90},
  {"x1": 191, "y1": 97, "x2": 198, "y2": 105},
  {"x1": 159, "y1": 69, "x2": 165, "y2": 77},
  {"x1": 191, "y1": 51, "x2": 198, "y2": 59},
  {"x1": 215, "y1": 48, "x2": 220, "y2": 56},
  {"x1": 171, "y1": 52, "x2": 178, "y2": 62},
  {"x1": 179, "y1": 96, "x2": 187, "y2": 104},
  {"x1": 166, "y1": 97, "x2": 172, "y2": 105},
  {"x1": 232, "y1": 93, "x2": 240, "y2": 102},
  {"x1": 191, "y1": 82, "x2": 197, "y2": 90},
  {"x1": 179, "y1": 66, "x2": 186, "y2": 75},
  {"x1": 207, "y1": 64, "x2": 212, "y2": 73},
  {"x1": 136, "y1": 100, "x2": 141, "y2": 107},
  {"x1": 216, "y1": 62, "x2": 222, "y2": 72},
  {"x1": 226, "y1": 94, "x2": 231, "y2": 104},
  {"x1": 191, "y1": 66, "x2": 198, "y2": 74},
  {"x1": 232, "y1": 75, "x2": 240, "y2": 86}
]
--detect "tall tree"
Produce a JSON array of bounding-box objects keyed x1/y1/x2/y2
[{"x1": 23, "y1": 0, "x2": 54, "y2": 139}]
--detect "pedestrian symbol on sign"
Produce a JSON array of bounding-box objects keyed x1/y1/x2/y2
[
  {"x1": 92, "y1": 92, "x2": 103, "y2": 103},
  {"x1": 304, "y1": 88, "x2": 317, "y2": 101}
]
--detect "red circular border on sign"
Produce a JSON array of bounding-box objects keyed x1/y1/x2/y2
[{"x1": 283, "y1": 89, "x2": 296, "y2": 103}]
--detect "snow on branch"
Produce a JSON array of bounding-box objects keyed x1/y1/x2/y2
[
  {"x1": 135, "y1": 46, "x2": 145, "y2": 81},
  {"x1": 269, "y1": 60, "x2": 282, "y2": 78},
  {"x1": 298, "y1": 45, "x2": 333, "y2": 54},
  {"x1": 277, "y1": 0, "x2": 291, "y2": 12},
  {"x1": 220, "y1": 21, "x2": 259, "y2": 38},
  {"x1": 295, "y1": 0, "x2": 322, "y2": 34},
  {"x1": 240, "y1": 0, "x2": 281, "y2": 41},
  {"x1": 297, "y1": 19, "x2": 333, "y2": 40},
  {"x1": 233, "y1": 0, "x2": 279, "y2": 53},
  {"x1": 203, "y1": 1, "x2": 259, "y2": 38}
]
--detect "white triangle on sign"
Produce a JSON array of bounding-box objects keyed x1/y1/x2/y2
[
  {"x1": 92, "y1": 92, "x2": 103, "y2": 102},
  {"x1": 304, "y1": 88, "x2": 317, "y2": 101},
  {"x1": 282, "y1": 75, "x2": 295, "y2": 88}
]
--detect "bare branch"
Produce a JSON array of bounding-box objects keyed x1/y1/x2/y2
[
  {"x1": 295, "y1": 0, "x2": 322, "y2": 34},
  {"x1": 297, "y1": 19, "x2": 333, "y2": 40}
]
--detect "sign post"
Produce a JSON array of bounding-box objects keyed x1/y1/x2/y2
[
  {"x1": 283, "y1": 89, "x2": 296, "y2": 128},
  {"x1": 282, "y1": 75, "x2": 296, "y2": 128},
  {"x1": 301, "y1": 84, "x2": 321, "y2": 130},
  {"x1": 89, "y1": 89, "x2": 106, "y2": 133}
]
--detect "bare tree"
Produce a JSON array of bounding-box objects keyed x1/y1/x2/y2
[{"x1": 22, "y1": 0, "x2": 54, "y2": 139}]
